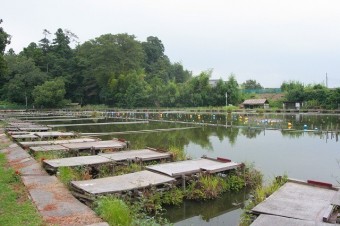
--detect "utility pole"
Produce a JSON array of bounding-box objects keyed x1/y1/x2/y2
[
  {"x1": 326, "y1": 72, "x2": 328, "y2": 88},
  {"x1": 226, "y1": 92, "x2": 228, "y2": 107}
]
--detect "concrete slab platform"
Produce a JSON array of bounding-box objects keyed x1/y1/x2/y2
[
  {"x1": 44, "y1": 155, "x2": 111, "y2": 169},
  {"x1": 71, "y1": 170, "x2": 175, "y2": 195},
  {"x1": 20, "y1": 138, "x2": 98, "y2": 148},
  {"x1": 30, "y1": 145, "x2": 70, "y2": 153},
  {"x1": 251, "y1": 182, "x2": 337, "y2": 222},
  {"x1": 99, "y1": 149, "x2": 171, "y2": 162},
  {"x1": 146, "y1": 158, "x2": 240, "y2": 177},
  {"x1": 34, "y1": 131, "x2": 75, "y2": 138},
  {"x1": 250, "y1": 214, "x2": 332, "y2": 226},
  {"x1": 62, "y1": 140, "x2": 126, "y2": 151},
  {"x1": 11, "y1": 134, "x2": 39, "y2": 140}
]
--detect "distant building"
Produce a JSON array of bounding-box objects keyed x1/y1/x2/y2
[
  {"x1": 242, "y1": 99, "x2": 269, "y2": 109},
  {"x1": 283, "y1": 101, "x2": 303, "y2": 110},
  {"x1": 209, "y1": 79, "x2": 220, "y2": 87}
]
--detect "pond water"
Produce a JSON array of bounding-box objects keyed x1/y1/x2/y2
[{"x1": 45, "y1": 112, "x2": 340, "y2": 225}]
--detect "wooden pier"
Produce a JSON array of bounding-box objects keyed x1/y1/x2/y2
[
  {"x1": 19, "y1": 138, "x2": 99, "y2": 148},
  {"x1": 146, "y1": 157, "x2": 240, "y2": 177},
  {"x1": 48, "y1": 120, "x2": 149, "y2": 128},
  {"x1": 29, "y1": 139, "x2": 128, "y2": 154},
  {"x1": 250, "y1": 180, "x2": 340, "y2": 225},
  {"x1": 68, "y1": 156, "x2": 241, "y2": 202},
  {"x1": 43, "y1": 149, "x2": 172, "y2": 173},
  {"x1": 11, "y1": 131, "x2": 76, "y2": 141},
  {"x1": 71, "y1": 170, "x2": 175, "y2": 197}
]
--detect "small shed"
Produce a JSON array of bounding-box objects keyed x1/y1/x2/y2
[
  {"x1": 283, "y1": 101, "x2": 303, "y2": 110},
  {"x1": 242, "y1": 99, "x2": 269, "y2": 109}
]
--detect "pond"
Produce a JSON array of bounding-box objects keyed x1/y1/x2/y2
[{"x1": 46, "y1": 112, "x2": 340, "y2": 225}]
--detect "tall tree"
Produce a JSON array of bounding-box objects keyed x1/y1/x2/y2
[
  {"x1": 0, "y1": 19, "x2": 11, "y2": 95},
  {"x1": 225, "y1": 74, "x2": 241, "y2": 105}
]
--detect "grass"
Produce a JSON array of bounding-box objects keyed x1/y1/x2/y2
[
  {"x1": 168, "y1": 146, "x2": 187, "y2": 161},
  {"x1": 240, "y1": 175, "x2": 288, "y2": 226},
  {"x1": 95, "y1": 196, "x2": 133, "y2": 226},
  {"x1": 0, "y1": 153, "x2": 43, "y2": 226}
]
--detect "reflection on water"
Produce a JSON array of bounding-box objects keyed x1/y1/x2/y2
[
  {"x1": 47, "y1": 113, "x2": 340, "y2": 225},
  {"x1": 165, "y1": 189, "x2": 249, "y2": 226}
]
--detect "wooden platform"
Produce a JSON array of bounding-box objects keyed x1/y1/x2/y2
[
  {"x1": 33, "y1": 131, "x2": 75, "y2": 138},
  {"x1": 61, "y1": 140, "x2": 127, "y2": 151},
  {"x1": 48, "y1": 120, "x2": 149, "y2": 128},
  {"x1": 99, "y1": 149, "x2": 171, "y2": 162},
  {"x1": 251, "y1": 181, "x2": 339, "y2": 223},
  {"x1": 29, "y1": 139, "x2": 127, "y2": 153},
  {"x1": 146, "y1": 158, "x2": 240, "y2": 177},
  {"x1": 30, "y1": 145, "x2": 69, "y2": 153},
  {"x1": 250, "y1": 214, "x2": 333, "y2": 226},
  {"x1": 19, "y1": 138, "x2": 99, "y2": 148},
  {"x1": 43, "y1": 149, "x2": 171, "y2": 172},
  {"x1": 71, "y1": 170, "x2": 175, "y2": 196}
]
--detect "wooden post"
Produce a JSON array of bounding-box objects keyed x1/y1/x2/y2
[{"x1": 182, "y1": 174, "x2": 186, "y2": 190}]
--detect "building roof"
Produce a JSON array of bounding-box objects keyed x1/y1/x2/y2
[{"x1": 242, "y1": 99, "x2": 268, "y2": 105}]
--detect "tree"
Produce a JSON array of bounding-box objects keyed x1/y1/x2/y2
[
  {"x1": 242, "y1": 79, "x2": 263, "y2": 89},
  {"x1": 32, "y1": 78, "x2": 67, "y2": 108},
  {"x1": 225, "y1": 74, "x2": 241, "y2": 105},
  {"x1": 0, "y1": 19, "x2": 11, "y2": 94},
  {"x1": 3, "y1": 55, "x2": 49, "y2": 105}
]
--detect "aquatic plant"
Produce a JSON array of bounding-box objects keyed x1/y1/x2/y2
[
  {"x1": 240, "y1": 175, "x2": 288, "y2": 226},
  {"x1": 161, "y1": 187, "x2": 184, "y2": 206},
  {"x1": 168, "y1": 146, "x2": 187, "y2": 161}
]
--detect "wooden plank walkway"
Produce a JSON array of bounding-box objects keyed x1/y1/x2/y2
[
  {"x1": 48, "y1": 120, "x2": 149, "y2": 128},
  {"x1": 250, "y1": 214, "x2": 332, "y2": 226},
  {"x1": 28, "y1": 117, "x2": 104, "y2": 122},
  {"x1": 29, "y1": 140, "x2": 127, "y2": 153},
  {"x1": 71, "y1": 170, "x2": 175, "y2": 196},
  {"x1": 43, "y1": 149, "x2": 171, "y2": 171},
  {"x1": 34, "y1": 131, "x2": 75, "y2": 138},
  {"x1": 146, "y1": 158, "x2": 240, "y2": 177},
  {"x1": 31, "y1": 145, "x2": 69, "y2": 153},
  {"x1": 19, "y1": 138, "x2": 99, "y2": 148},
  {"x1": 61, "y1": 140, "x2": 127, "y2": 151},
  {"x1": 251, "y1": 181, "x2": 338, "y2": 223},
  {"x1": 99, "y1": 149, "x2": 171, "y2": 162}
]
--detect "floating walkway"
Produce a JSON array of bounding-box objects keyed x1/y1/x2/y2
[
  {"x1": 71, "y1": 170, "x2": 175, "y2": 197},
  {"x1": 251, "y1": 180, "x2": 340, "y2": 225},
  {"x1": 19, "y1": 138, "x2": 99, "y2": 148},
  {"x1": 43, "y1": 148, "x2": 172, "y2": 173},
  {"x1": 6, "y1": 121, "x2": 51, "y2": 132},
  {"x1": 27, "y1": 117, "x2": 104, "y2": 122},
  {"x1": 70, "y1": 156, "x2": 241, "y2": 200},
  {"x1": 11, "y1": 131, "x2": 76, "y2": 141},
  {"x1": 146, "y1": 157, "x2": 240, "y2": 177},
  {"x1": 48, "y1": 120, "x2": 149, "y2": 128},
  {"x1": 29, "y1": 139, "x2": 128, "y2": 154}
]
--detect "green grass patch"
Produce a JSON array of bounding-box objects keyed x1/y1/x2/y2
[
  {"x1": 0, "y1": 153, "x2": 43, "y2": 226},
  {"x1": 95, "y1": 196, "x2": 133, "y2": 226},
  {"x1": 168, "y1": 146, "x2": 187, "y2": 161}
]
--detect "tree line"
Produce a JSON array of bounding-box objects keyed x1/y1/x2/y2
[
  {"x1": 0, "y1": 24, "x2": 242, "y2": 108},
  {"x1": 1, "y1": 21, "x2": 339, "y2": 109}
]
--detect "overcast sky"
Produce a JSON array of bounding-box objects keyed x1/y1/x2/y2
[{"x1": 2, "y1": 0, "x2": 340, "y2": 87}]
